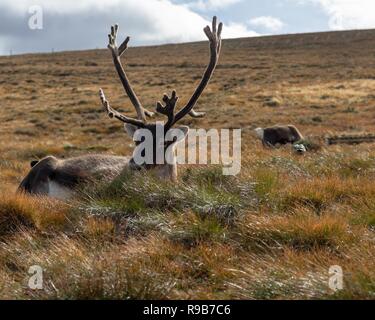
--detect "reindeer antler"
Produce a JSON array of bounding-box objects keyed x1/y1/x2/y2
[
  {"x1": 100, "y1": 17, "x2": 222, "y2": 131},
  {"x1": 156, "y1": 90, "x2": 178, "y2": 128},
  {"x1": 99, "y1": 89, "x2": 146, "y2": 127},
  {"x1": 171, "y1": 16, "x2": 222, "y2": 125},
  {"x1": 102, "y1": 23, "x2": 155, "y2": 123}
]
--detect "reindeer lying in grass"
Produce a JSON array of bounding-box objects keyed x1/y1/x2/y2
[
  {"x1": 18, "y1": 17, "x2": 223, "y2": 200},
  {"x1": 254, "y1": 125, "x2": 306, "y2": 154},
  {"x1": 254, "y1": 125, "x2": 304, "y2": 147}
]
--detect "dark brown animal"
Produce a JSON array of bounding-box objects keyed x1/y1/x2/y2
[{"x1": 254, "y1": 125, "x2": 303, "y2": 147}]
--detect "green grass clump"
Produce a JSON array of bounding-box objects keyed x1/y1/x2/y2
[
  {"x1": 83, "y1": 167, "x2": 242, "y2": 223},
  {"x1": 236, "y1": 212, "x2": 353, "y2": 252}
]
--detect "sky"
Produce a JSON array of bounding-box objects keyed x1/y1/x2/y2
[{"x1": 0, "y1": 0, "x2": 375, "y2": 55}]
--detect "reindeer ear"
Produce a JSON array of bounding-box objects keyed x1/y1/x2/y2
[{"x1": 124, "y1": 123, "x2": 140, "y2": 139}]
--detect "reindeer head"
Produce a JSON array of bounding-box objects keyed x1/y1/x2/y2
[{"x1": 99, "y1": 17, "x2": 223, "y2": 180}]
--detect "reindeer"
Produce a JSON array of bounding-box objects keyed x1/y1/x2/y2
[
  {"x1": 18, "y1": 17, "x2": 223, "y2": 200},
  {"x1": 254, "y1": 125, "x2": 304, "y2": 147}
]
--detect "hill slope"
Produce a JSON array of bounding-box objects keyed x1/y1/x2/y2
[{"x1": 0, "y1": 30, "x2": 374, "y2": 299}]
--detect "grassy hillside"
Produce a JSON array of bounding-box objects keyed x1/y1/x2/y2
[{"x1": 0, "y1": 29, "x2": 374, "y2": 299}]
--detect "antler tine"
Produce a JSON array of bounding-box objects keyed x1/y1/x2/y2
[
  {"x1": 118, "y1": 37, "x2": 130, "y2": 57},
  {"x1": 106, "y1": 24, "x2": 154, "y2": 122},
  {"x1": 99, "y1": 89, "x2": 146, "y2": 128},
  {"x1": 217, "y1": 22, "x2": 223, "y2": 53},
  {"x1": 172, "y1": 16, "x2": 222, "y2": 125},
  {"x1": 212, "y1": 16, "x2": 217, "y2": 35},
  {"x1": 108, "y1": 24, "x2": 129, "y2": 57},
  {"x1": 156, "y1": 90, "x2": 178, "y2": 129}
]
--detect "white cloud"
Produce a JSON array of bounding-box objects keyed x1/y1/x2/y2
[
  {"x1": 249, "y1": 16, "x2": 285, "y2": 32},
  {"x1": 0, "y1": 0, "x2": 258, "y2": 55},
  {"x1": 0, "y1": 0, "x2": 207, "y2": 43},
  {"x1": 223, "y1": 22, "x2": 259, "y2": 38},
  {"x1": 302, "y1": 0, "x2": 375, "y2": 30},
  {"x1": 187, "y1": 0, "x2": 241, "y2": 11}
]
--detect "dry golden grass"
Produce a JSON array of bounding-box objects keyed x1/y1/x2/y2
[
  {"x1": 0, "y1": 194, "x2": 71, "y2": 236},
  {"x1": 0, "y1": 29, "x2": 374, "y2": 299}
]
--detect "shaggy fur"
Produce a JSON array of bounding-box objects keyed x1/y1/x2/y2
[{"x1": 255, "y1": 125, "x2": 303, "y2": 146}]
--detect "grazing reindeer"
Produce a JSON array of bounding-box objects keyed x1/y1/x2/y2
[
  {"x1": 18, "y1": 17, "x2": 223, "y2": 200},
  {"x1": 254, "y1": 125, "x2": 304, "y2": 147}
]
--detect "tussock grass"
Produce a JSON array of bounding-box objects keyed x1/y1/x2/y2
[
  {"x1": 226, "y1": 243, "x2": 375, "y2": 300},
  {"x1": 0, "y1": 158, "x2": 374, "y2": 300},
  {"x1": 350, "y1": 199, "x2": 375, "y2": 230},
  {"x1": 84, "y1": 167, "x2": 242, "y2": 224},
  {"x1": 252, "y1": 167, "x2": 280, "y2": 203},
  {"x1": 0, "y1": 235, "x2": 174, "y2": 299},
  {"x1": 1, "y1": 160, "x2": 374, "y2": 299},
  {"x1": 0, "y1": 194, "x2": 70, "y2": 237},
  {"x1": 236, "y1": 210, "x2": 355, "y2": 252},
  {"x1": 279, "y1": 176, "x2": 375, "y2": 214},
  {"x1": 1, "y1": 30, "x2": 375, "y2": 299},
  {"x1": 167, "y1": 212, "x2": 227, "y2": 247},
  {"x1": 82, "y1": 217, "x2": 116, "y2": 241}
]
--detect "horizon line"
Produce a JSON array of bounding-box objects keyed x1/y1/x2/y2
[{"x1": 1, "y1": 27, "x2": 374, "y2": 58}]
